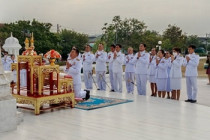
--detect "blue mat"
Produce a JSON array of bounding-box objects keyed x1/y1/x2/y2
[{"x1": 75, "y1": 95, "x2": 133, "y2": 110}]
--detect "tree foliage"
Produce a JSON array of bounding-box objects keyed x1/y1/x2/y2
[
  {"x1": 0, "y1": 19, "x2": 61, "y2": 54},
  {"x1": 162, "y1": 24, "x2": 187, "y2": 50},
  {"x1": 101, "y1": 16, "x2": 148, "y2": 52},
  {"x1": 59, "y1": 29, "x2": 88, "y2": 59},
  {"x1": 0, "y1": 20, "x2": 88, "y2": 60}
]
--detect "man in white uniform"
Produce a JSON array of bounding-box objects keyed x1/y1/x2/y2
[
  {"x1": 94, "y1": 43, "x2": 107, "y2": 91},
  {"x1": 107, "y1": 44, "x2": 115, "y2": 92},
  {"x1": 148, "y1": 48, "x2": 157, "y2": 96},
  {"x1": 110, "y1": 44, "x2": 124, "y2": 93},
  {"x1": 65, "y1": 48, "x2": 90, "y2": 100},
  {"x1": 183, "y1": 45, "x2": 199, "y2": 103},
  {"x1": 124, "y1": 47, "x2": 135, "y2": 94},
  {"x1": 132, "y1": 43, "x2": 150, "y2": 95},
  {"x1": 82, "y1": 45, "x2": 95, "y2": 89}
]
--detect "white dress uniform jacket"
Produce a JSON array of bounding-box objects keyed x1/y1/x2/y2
[
  {"x1": 111, "y1": 51, "x2": 124, "y2": 73},
  {"x1": 65, "y1": 57, "x2": 86, "y2": 98},
  {"x1": 82, "y1": 52, "x2": 95, "y2": 72},
  {"x1": 132, "y1": 51, "x2": 150, "y2": 74},
  {"x1": 148, "y1": 55, "x2": 157, "y2": 76},
  {"x1": 124, "y1": 54, "x2": 135, "y2": 73},
  {"x1": 95, "y1": 50, "x2": 107, "y2": 72},
  {"x1": 169, "y1": 55, "x2": 183, "y2": 78},
  {"x1": 183, "y1": 53, "x2": 200, "y2": 77},
  {"x1": 155, "y1": 57, "x2": 168, "y2": 79}
]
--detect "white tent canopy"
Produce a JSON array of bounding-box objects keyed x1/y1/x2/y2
[{"x1": 2, "y1": 32, "x2": 22, "y2": 58}]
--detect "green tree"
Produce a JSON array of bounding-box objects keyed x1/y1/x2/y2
[
  {"x1": 162, "y1": 24, "x2": 187, "y2": 50},
  {"x1": 101, "y1": 16, "x2": 147, "y2": 52},
  {"x1": 0, "y1": 19, "x2": 61, "y2": 54},
  {"x1": 186, "y1": 35, "x2": 201, "y2": 47},
  {"x1": 59, "y1": 29, "x2": 88, "y2": 59},
  {"x1": 141, "y1": 30, "x2": 162, "y2": 51}
]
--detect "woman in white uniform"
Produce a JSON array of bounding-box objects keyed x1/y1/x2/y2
[
  {"x1": 155, "y1": 50, "x2": 168, "y2": 98},
  {"x1": 170, "y1": 48, "x2": 183, "y2": 100},
  {"x1": 148, "y1": 48, "x2": 157, "y2": 97}
]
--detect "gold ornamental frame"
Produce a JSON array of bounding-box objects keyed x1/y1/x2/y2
[{"x1": 11, "y1": 55, "x2": 75, "y2": 115}]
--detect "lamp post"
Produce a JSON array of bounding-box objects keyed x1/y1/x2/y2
[
  {"x1": 206, "y1": 33, "x2": 210, "y2": 53},
  {"x1": 156, "y1": 41, "x2": 162, "y2": 50}
]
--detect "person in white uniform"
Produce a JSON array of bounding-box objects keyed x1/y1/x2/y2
[
  {"x1": 65, "y1": 48, "x2": 90, "y2": 100},
  {"x1": 124, "y1": 47, "x2": 135, "y2": 94},
  {"x1": 82, "y1": 45, "x2": 95, "y2": 89},
  {"x1": 94, "y1": 43, "x2": 107, "y2": 91},
  {"x1": 2, "y1": 52, "x2": 11, "y2": 71},
  {"x1": 183, "y1": 45, "x2": 200, "y2": 103},
  {"x1": 155, "y1": 50, "x2": 168, "y2": 98},
  {"x1": 110, "y1": 44, "x2": 124, "y2": 93},
  {"x1": 170, "y1": 47, "x2": 183, "y2": 100},
  {"x1": 132, "y1": 43, "x2": 150, "y2": 95},
  {"x1": 148, "y1": 48, "x2": 157, "y2": 96},
  {"x1": 107, "y1": 44, "x2": 115, "y2": 92},
  {"x1": 164, "y1": 51, "x2": 172, "y2": 99}
]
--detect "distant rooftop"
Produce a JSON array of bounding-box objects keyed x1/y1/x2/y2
[{"x1": 88, "y1": 34, "x2": 102, "y2": 43}]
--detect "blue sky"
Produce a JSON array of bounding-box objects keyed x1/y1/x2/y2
[{"x1": 0, "y1": 0, "x2": 209, "y2": 36}]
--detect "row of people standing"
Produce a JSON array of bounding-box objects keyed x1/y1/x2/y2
[
  {"x1": 142, "y1": 45, "x2": 199, "y2": 103},
  {"x1": 80, "y1": 43, "x2": 200, "y2": 103},
  {"x1": 148, "y1": 48, "x2": 183, "y2": 100},
  {"x1": 82, "y1": 43, "x2": 153, "y2": 95}
]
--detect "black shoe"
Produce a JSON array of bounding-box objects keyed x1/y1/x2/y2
[
  {"x1": 185, "y1": 99, "x2": 192, "y2": 102},
  {"x1": 83, "y1": 90, "x2": 90, "y2": 101},
  {"x1": 97, "y1": 88, "x2": 100, "y2": 90},
  {"x1": 151, "y1": 94, "x2": 154, "y2": 96},
  {"x1": 110, "y1": 89, "x2": 115, "y2": 92},
  {"x1": 85, "y1": 90, "x2": 90, "y2": 100},
  {"x1": 190, "y1": 100, "x2": 197, "y2": 103}
]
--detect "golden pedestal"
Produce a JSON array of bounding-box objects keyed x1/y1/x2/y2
[
  {"x1": 11, "y1": 55, "x2": 75, "y2": 115},
  {"x1": 13, "y1": 93, "x2": 75, "y2": 115}
]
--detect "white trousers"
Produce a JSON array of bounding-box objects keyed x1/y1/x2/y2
[
  {"x1": 73, "y1": 84, "x2": 86, "y2": 98},
  {"x1": 186, "y1": 76, "x2": 198, "y2": 100},
  {"x1": 83, "y1": 70, "x2": 93, "y2": 89},
  {"x1": 96, "y1": 71, "x2": 106, "y2": 90},
  {"x1": 125, "y1": 72, "x2": 135, "y2": 93},
  {"x1": 109, "y1": 69, "x2": 114, "y2": 90},
  {"x1": 136, "y1": 74, "x2": 147, "y2": 95},
  {"x1": 113, "y1": 72, "x2": 122, "y2": 93}
]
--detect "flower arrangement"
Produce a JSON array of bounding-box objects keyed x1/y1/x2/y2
[
  {"x1": 44, "y1": 50, "x2": 61, "y2": 66},
  {"x1": 44, "y1": 49, "x2": 61, "y2": 59}
]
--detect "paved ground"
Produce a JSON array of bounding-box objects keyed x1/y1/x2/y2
[
  {"x1": 81, "y1": 75, "x2": 210, "y2": 107},
  {"x1": 0, "y1": 77, "x2": 210, "y2": 140}
]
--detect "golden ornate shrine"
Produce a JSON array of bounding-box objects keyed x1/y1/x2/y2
[{"x1": 11, "y1": 34, "x2": 75, "y2": 115}]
